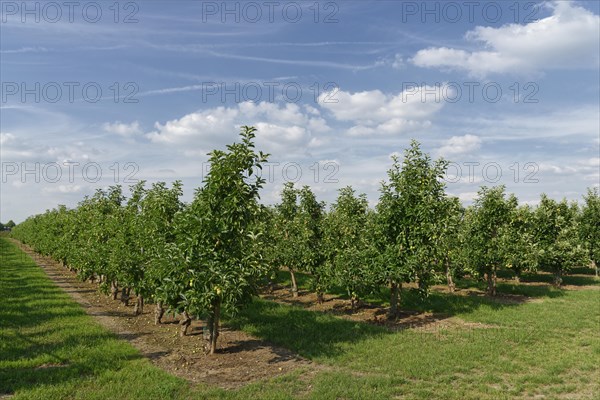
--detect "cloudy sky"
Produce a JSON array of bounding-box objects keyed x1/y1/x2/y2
[{"x1": 1, "y1": 0, "x2": 599, "y2": 222}]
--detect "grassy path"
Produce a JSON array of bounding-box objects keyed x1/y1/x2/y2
[{"x1": 1, "y1": 236, "x2": 599, "y2": 399}]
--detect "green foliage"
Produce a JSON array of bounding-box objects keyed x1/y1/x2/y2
[
  {"x1": 534, "y1": 195, "x2": 588, "y2": 285},
  {"x1": 438, "y1": 196, "x2": 465, "y2": 289},
  {"x1": 376, "y1": 140, "x2": 449, "y2": 304},
  {"x1": 295, "y1": 186, "x2": 326, "y2": 294},
  {"x1": 10, "y1": 130, "x2": 597, "y2": 358},
  {"x1": 173, "y1": 126, "x2": 269, "y2": 352},
  {"x1": 500, "y1": 202, "x2": 537, "y2": 279},
  {"x1": 138, "y1": 181, "x2": 184, "y2": 304},
  {"x1": 323, "y1": 186, "x2": 379, "y2": 306},
  {"x1": 265, "y1": 183, "x2": 326, "y2": 297},
  {"x1": 579, "y1": 187, "x2": 600, "y2": 271},
  {"x1": 108, "y1": 182, "x2": 145, "y2": 296},
  {"x1": 463, "y1": 186, "x2": 513, "y2": 295},
  {"x1": 268, "y1": 182, "x2": 304, "y2": 274}
]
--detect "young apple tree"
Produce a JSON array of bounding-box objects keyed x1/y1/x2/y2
[
  {"x1": 376, "y1": 140, "x2": 449, "y2": 317},
  {"x1": 534, "y1": 195, "x2": 588, "y2": 286},
  {"x1": 175, "y1": 126, "x2": 269, "y2": 354},
  {"x1": 463, "y1": 186, "x2": 512, "y2": 296},
  {"x1": 438, "y1": 196, "x2": 464, "y2": 292},
  {"x1": 500, "y1": 201, "x2": 537, "y2": 282},
  {"x1": 270, "y1": 182, "x2": 305, "y2": 297},
  {"x1": 137, "y1": 181, "x2": 184, "y2": 321},
  {"x1": 108, "y1": 182, "x2": 146, "y2": 307},
  {"x1": 324, "y1": 186, "x2": 379, "y2": 309},
  {"x1": 579, "y1": 187, "x2": 600, "y2": 277},
  {"x1": 296, "y1": 186, "x2": 327, "y2": 303}
]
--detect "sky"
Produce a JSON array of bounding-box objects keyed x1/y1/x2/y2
[{"x1": 1, "y1": 0, "x2": 599, "y2": 223}]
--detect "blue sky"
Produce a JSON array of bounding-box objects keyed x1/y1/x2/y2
[{"x1": 1, "y1": 0, "x2": 599, "y2": 222}]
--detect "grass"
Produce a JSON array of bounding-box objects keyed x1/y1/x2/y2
[{"x1": 2, "y1": 236, "x2": 600, "y2": 399}]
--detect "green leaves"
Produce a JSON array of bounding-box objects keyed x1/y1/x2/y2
[
  {"x1": 463, "y1": 186, "x2": 512, "y2": 269},
  {"x1": 174, "y1": 126, "x2": 269, "y2": 319},
  {"x1": 579, "y1": 188, "x2": 600, "y2": 268},
  {"x1": 534, "y1": 195, "x2": 589, "y2": 284},
  {"x1": 324, "y1": 186, "x2": 379, "y2": 302},
  {"x1": 10, "y1": 128, "x2": 597, "y2": 336},
  {"x1": 376, "y1": 140, "x2": 449, "y2": 293}
]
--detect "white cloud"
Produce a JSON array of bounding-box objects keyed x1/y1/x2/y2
[
  {"x1": 538, "y1": 163, "x2": 579, "y2": 175},
  {"x1": 146, "y1": 101, "x2": 331, "y2": 155},
  {"x1": 319, "y1": 87, "x2": 446, "y2": 122},
  {"x1": 0, "y1": 133, "x2": 16, "y2": 145},
  {"x1": 537, "y1": 156, "x2": 599, "y2": 177},
  {"x1": 0, "y1": 46, "x2": 48, "y2": 54},
  {"x1": 392, "y1": 54, "x2": 405, "y2": 69},
  {"x1": 411, "y1": 1, "x2": 600, "y2": 76},
  {"x1": 451, "y1": 191, "x2": 478, "y2": 203},
  {"x1": 103, "y1": 121, "x2": 143, "y2": 136},
  {"x1": 147, "y1": 106, "x2": 238, "y2": 145},
  {"x1": 438, "y1": 134, "x2": 482, "y2": 157},
  {"x1": 42, "y1": 185, "x2": 83, "y2": 194},
  {"x1": 580, "y1": 157, "x2": 600, "y2": 168},
  {"x1": 319, "y1": 86, "x2": 447, "y2": 136}
]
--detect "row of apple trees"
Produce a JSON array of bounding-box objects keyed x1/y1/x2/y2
[
  {"x1": 267, "y1": 144, "x2": 598, "y2": 313},
  {"x1": 11, "y1": 127, "x2": 599, "y2": 353},
  {"x1": 12, "y1": 127, "x2": 268, "y2": 354}
]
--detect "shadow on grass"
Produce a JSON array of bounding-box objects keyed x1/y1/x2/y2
[
  {"x1": 258, "y1": 270, "x2": 570, "y2": 354},
  {"x1": 570, "y1": 266, "x2": 598, "y2": 275},
  {"x1": 228, "y1": 299, "x2": 388, "y2": 360},
  {"x1": 0, "y1": 238, "x2": 143, "y2": 395},
  {"x1": 230, "y1": 283, "x2": 550, "y2": 361},
  {"x1": 519, "y1": 273, "x2": 599, "y2": 286}
]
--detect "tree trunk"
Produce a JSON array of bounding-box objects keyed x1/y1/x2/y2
[
  {"x1": 179, "y1": 310, "x2": 191, "y2": 337},
  {"x1": 134, "y1": 295, "x2": 144, "y2": 315},
  {"x1": 316, "y1": 291, "x2": 325, "y2": 304},
  {"x1": 554, "y1": 269, "x2": 563, "y2": 287},
  {"x1": 388, "y1": 281, "x2": 400, "y2": 319},
  {"x1": 203, "y1": 314, "x2": 214, "y2": 350},
  {"x1": 204, "y1": 298, "x2": 222, "y2": 355},
  {"x1": 289, "y1": 268, "x2": 299, "y2": 298},
  {"x1": 209, "y1": 299, "x2": 221, "y2": 355},
  {"x1": 350, "y1": 294, "x2": 360, "y2": 311},
  {"x1": 111, "y1": 281, "x2": 119, "y2": 300},
  {"x1": 593, "y1": 260, "x2": 598, "y2": 277},
  {"x1": 121, "y1": 287, "x2": 130, "y2": 306},
  {"x1": 203, "y1": 317, "x2": 212, "y2": 342},
  {"x1": 154, "y1": 302, "x2": 164, "y2": 325},
  {"x1": 486, "y1": 268, "x2": 497, "y2": 296},
  {"x1": 267, "y1": 280, "x2": 275, "y2": 294},
  {"x1": 445, "y1": 260, "x2": 455, "y2": 293}
]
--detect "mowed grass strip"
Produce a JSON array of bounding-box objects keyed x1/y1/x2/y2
[
  {"x1": 0, "y1": 237, "x2": 185, "y2": 399},
  {"x1": 1, "y1": 236, "x2": 599, "y2": 399},
  {"x1": 232, "y1": 275, "x2": 600, "y2": 399}
]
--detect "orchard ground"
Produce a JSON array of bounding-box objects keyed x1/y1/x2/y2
[{"x1": 1, "y1": 236, "x2": 599, "y2": 399}]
